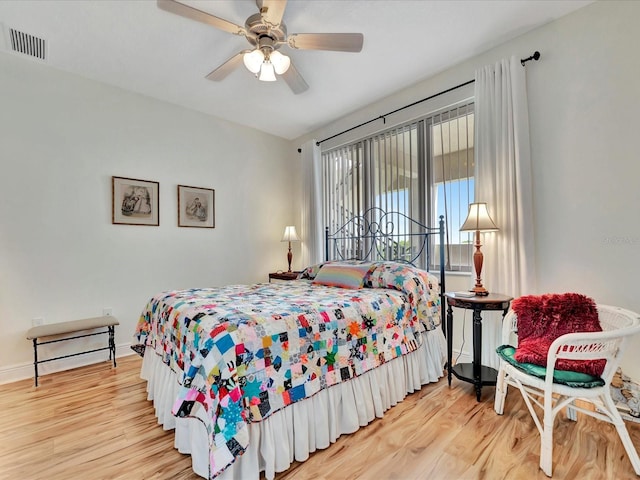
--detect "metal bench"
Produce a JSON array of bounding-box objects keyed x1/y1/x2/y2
[{"x1": 25, "y1": 315, "x2": 119, "y2": 386}]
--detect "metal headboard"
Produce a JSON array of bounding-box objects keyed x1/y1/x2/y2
[{"x1": 324, "y1": 208, "x2": 446, "y2": 333}]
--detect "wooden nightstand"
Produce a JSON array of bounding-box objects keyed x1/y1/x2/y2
[{"x1": 268, "y1": 271, "x2": 301, "y2": 282}]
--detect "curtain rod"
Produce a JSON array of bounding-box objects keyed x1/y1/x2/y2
[{"x1": 310, "y1": 50, "x2": 541, "y2": 148}]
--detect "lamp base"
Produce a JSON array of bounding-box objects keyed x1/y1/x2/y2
[
  {"x1": 471, "y1": 230, "x2": 489, "y2": 296},
  {"x1": 471, "y1": 286, "x2": 489, "y2": 296}
]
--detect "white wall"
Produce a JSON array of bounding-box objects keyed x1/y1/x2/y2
[
  {"x1": 295, "y1": 1, "x2": 640, "y2": 376},
  {"x1": 0, "y1": 52, "x2": 298, "y2": 382}
]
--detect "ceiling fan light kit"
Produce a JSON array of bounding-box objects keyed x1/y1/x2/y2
[
  {"x1": 157, "y1": 0, "x2": 364, "y2": 94},
  {"x1": 242, "y1": 39, "x2": 291, "y2": 80}
]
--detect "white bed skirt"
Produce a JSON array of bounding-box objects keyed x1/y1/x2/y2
[{"x1": 141, "y1": 327, "x2": 447, "y2": 480}]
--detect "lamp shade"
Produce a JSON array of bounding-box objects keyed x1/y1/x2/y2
[
  {"x1": 281, "y1": 226, "x2": 300, "y2": 242},
  {"x1": 243, "y1": 49, "x2": 264, "y2": 74},
  {"x1": 270, "y1": 50, "x2": 291, "y2": 75},
  {"x1": 460, "y1": 202, "x2": 499, "y2": 232},
  {"x1": 258, "y1": 62, "x2": 276, "y2": 82}
]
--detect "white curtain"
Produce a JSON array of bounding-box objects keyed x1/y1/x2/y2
[
  {"x1": 300, "y1": 139, "x2": 324, "y2": 268},
  {"x1": 474, "y1": 56, "x2": 537, "y2": 368}
]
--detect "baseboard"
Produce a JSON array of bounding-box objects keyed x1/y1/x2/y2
[
  {"x1": 0, "y1": 342, "x2": 135, "y2": 385},
  {"x1": 452, "y1": 349, "x2": 472, "y2": 365}
]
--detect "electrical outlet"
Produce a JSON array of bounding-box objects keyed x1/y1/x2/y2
[
  {"x1": 32, "y1": 317, "x2": 44, "y2": 327},
  {"x1": 103, "y1": 308, "x2": 112, "y2": 317}
]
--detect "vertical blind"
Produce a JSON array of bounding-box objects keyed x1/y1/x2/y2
[
  {"x1": 322, "y1": 101, "x2": 474, "y2": 272},
  {"x1": 430, "y1": 104, "x2": 475, "y2": 271}
]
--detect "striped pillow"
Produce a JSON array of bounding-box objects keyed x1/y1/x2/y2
[{"x1": 312, "y1": 263, "x2": 374, "y2": 289}]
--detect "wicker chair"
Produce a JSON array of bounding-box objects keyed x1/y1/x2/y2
[{"x1": 494, "y1": 304, "x2": 640, "y2": 477}]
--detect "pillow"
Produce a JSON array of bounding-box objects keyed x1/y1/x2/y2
[
  {"x1": 511, "y1": 293, "x2": 604, "y2": 376},
  {"x1": 364, "y1": 261, "x2": 441, "y2": 328},
  {"x1": 301, "y1": 259, "x2": 374, "y2": 280},
  {"x1": 299, "y1": 262, "x2": 325, "y2": 280},
  {"x1": 312, "y1": 263, "x2": 374, "y2": 289}
]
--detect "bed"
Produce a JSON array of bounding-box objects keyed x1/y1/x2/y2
[{"x1": 133, "y1": 209, "x2": 447, "y2": 479}]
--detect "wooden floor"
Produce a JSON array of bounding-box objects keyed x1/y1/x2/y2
[{"x1": 1, "y1": 355, "x2": 639, "y2": 480}]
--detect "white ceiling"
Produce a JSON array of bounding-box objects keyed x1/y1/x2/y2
[{"x1": 0, "y1": 0, "x2": 592, "y2": 140}]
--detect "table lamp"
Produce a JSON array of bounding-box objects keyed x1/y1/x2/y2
[
  {"x1": 281, "y1": 226, "x2": 300, "y2": 272},
  {"x1": 460, "y1": 202, "x2": 498, "y2": 296}
]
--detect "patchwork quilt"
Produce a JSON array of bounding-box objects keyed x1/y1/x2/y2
[{"x1": 133, "y1": 262, "x2": 440, "y2": 479}]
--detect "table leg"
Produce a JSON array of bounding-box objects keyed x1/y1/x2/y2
[
  {"x1": 447, "y1": 303, "x2": 453, "y2": 386},
  {"x1": 472, "y1": 307, "x2": 482, "y2": 401}
]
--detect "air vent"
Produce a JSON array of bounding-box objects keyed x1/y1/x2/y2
[{"x1": 8, "y1": 27, "x2": 46, "y2": 61}]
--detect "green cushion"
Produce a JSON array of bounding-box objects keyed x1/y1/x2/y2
[{"x1": 496, "y1": 345, "x2": 605, "y2": 388}]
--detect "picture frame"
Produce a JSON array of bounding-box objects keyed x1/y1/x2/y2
[
  {"x1": 177, "y1": 185, "x2": 215, "y2": 228},
  {"x1": 112, "y1": 176, "x2": 159, "y2": 226}
]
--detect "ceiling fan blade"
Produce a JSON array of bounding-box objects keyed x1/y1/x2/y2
[
  {"x1": 157, "y1": 0, "x2": 247, "y2": 36},
  {"x1": 205, "y1": 51, "x2": 249, "y2": 81},
  {"x1": 288, "y1": 33, "x2": 364, "y2": 52},
  {"x1": 258, "y1": 0, "x2": 288, "y2": 27},
  {"x1": 281, "y1": 61, "x2": 309, "y2": 95}
]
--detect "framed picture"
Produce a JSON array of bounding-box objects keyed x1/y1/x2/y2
[
  {"x1": 178, "y1": 185, "x2": 215, "y2": 228},
  {"x1": 112, "y1": 176, "x2": 159, "y2": 226}
]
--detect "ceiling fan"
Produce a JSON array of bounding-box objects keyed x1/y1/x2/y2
[{"x1": 157, "y1": 0, "x2": 364, "y2": 94}]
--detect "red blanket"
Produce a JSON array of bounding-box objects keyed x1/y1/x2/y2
[{"x1": 511, "y1": 293, "x2": 605, "y2": 376}]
